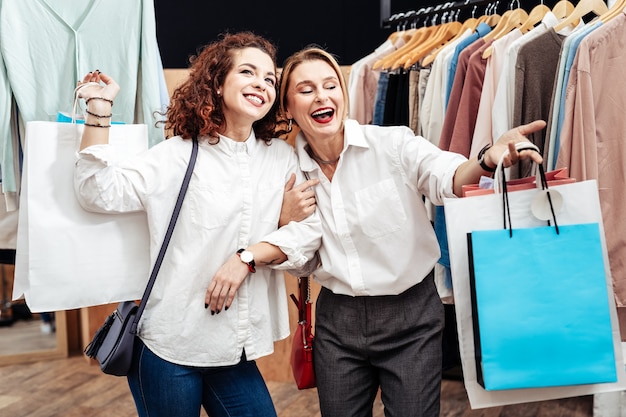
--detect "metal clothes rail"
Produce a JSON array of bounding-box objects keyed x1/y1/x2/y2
[{"x1": 381, "y1": 0, "x2": 500, "y2": 28}]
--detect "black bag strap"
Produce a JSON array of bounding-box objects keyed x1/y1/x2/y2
[
  {"x1": 500, "y1": 146, "x2": 559, "y2": 238},
  {"x1": 131, "y1": 137, "x2": 198, "y2": 333},
  {"x1": 289, "y1": 276, "x2": 312, "y2": 322}
]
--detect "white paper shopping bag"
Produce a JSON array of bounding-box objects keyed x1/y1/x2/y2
[
  {"x1": 443, "y1": 180, "x2": 626, "y2": 408},
  {"x1": 0, "y1": 184, "x2": 18, "y2": 249},
  {"x1": 14, "y1": 121, "x2": 151, "y2": 312}
]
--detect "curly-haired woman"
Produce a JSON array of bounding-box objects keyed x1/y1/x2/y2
[{"x1": 74, "y1": 32, "x2": 321, "y2": 417}]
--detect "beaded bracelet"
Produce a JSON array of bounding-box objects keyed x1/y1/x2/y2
[
  {"x1": 85, "y1": 97, "x2": 114, "y2": 106},
  {"x1": 84, "y1": 122, "x2": 111, "y2": 128},
  {"x1": 85, "y1": 109, "x2": 112, "y2": 118}
]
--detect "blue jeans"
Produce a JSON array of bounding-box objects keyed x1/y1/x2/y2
[
  {"x1": 127, "y1": 339, "x2": 277, "y2": 417},
  {"x1": 372, "y1": 72, "x2": 389, "y2": 126}
]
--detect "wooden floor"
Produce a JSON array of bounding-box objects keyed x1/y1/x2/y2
[{"x1": 0, "y1": 354, "x2": 594, "y2": 417}]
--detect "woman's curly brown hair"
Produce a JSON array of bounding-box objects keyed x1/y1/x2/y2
[{"x1": 164, "y1": 32, "x2": 280, "y2": 144}]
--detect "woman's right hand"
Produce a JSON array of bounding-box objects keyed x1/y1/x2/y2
[
  {"x1": 76, "y1": 71, "x2": 120, "y2": 150},
  {"x1": 279, "y1": 174, "x2": 319, "y2": 227}
]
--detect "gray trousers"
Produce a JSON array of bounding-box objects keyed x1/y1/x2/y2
[{"x1": 313, "y1": 274, "x2": 444, "y2": 417}]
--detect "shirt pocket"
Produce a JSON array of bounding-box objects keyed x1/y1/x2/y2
[
  {"x1": 355, "y1": 179, "x2": 407, "y2": 238},
  {"x1": 257, "y1": 181, "x2": 283, "y2": 225},
  {"x1": 188, "y1": 184, "x2": 235, "y2": 230}
]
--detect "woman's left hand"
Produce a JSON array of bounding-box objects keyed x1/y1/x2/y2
[{"x1": 486, "y1": 120, "x2": 546, "y2": 168}]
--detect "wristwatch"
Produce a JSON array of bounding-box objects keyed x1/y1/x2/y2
[
  {"x1": 477, "y1": 144, "x2": 496, "y2": 172},
  {"x1": 237, "y1": 249, "x2": 256, "y2": 273}
]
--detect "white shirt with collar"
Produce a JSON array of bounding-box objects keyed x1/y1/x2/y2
[
  {"x1": 295, "y1": 119, "x2": 466, "y2": 297},
  {"x1": 75, "y1": 132, "x2": 321, "y2": 367}
]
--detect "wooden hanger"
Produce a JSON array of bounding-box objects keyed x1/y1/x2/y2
[
  {"x1": 400, "y1": 20, "x2": 462, "y2": 70},
  {"x1": 599, "y1": 0, "x2": 626, "y2": 22},
  {"x1": 484, "y1": 4, "x2": 503, "y2": 27},
  {"x1": 485, "y1": 13, "x2": 502, "y2": 26},
  {"x1": 373, "y1": 25, "x2": 434, "y2": 71},
  {"x1": 476, "y1": 1, "x2": 502, "y2": 26},
  {"x1": 519, "y1": 3, "x2": 550, "y2": 33},
  {"x1": 391, "y1": 22, "x2": 448, "y2": 70},
  {"x1": 387, "y1": 10, "x2": 420, "y2": 44},
  {"x1": 481, "y1": 7, "x2": 528, "y2": 58},
  {"x1": 388, "y1": 28, "x2": 419, "y2": 46},
  {"x1": 552, "y1": 0, "x2": 576, "y2": 19},
  {"x1": 373, "y1": 11, "x2": 425, "y2": 70},
  {"x1": 387, "y1": 30, "x2": 403, "y2": 44},
  {"x1": 421, "y1": 16, "x2": 479, "y2": 67},
  {"x1": 482, "y1": 8, "x2": 514, "y2": 42},
  {"x1": 420, "y1": 3, "x2": 487, "y2": 68},
  {"x1": 381, "y1": 20, "x2": 446, "y2": 70},
  {"x1": 553, "y1": 0, "x2": 609, "y2": 33},
  {"x1": 477, "y1": 13, "x2": 491, "y2": 24}
]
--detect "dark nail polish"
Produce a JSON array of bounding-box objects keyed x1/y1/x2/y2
[
  {"x1": 216, "y1": 309, "x2": 221, "y2": 315},
  {"x1": 211, "y1": 310, "x2": 215, "y2": 316},
  {"x1": 224, "y1": 306, "x2": 229, "y2": 311},
  {"x1": 204, "y1": 303, "x2": 208, "y2": 309}
]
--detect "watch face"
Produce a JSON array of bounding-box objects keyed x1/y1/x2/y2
[{"x1": 240, "y1": 250, "x2": 254, "y2": 263}]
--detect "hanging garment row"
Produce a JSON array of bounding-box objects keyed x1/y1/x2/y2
[
  {"x1": 347, "y1": 0, "x2": 626, "y2": 306},
  {"x1": 0, "y1": 0, "x2": 168, "y2": 214}
]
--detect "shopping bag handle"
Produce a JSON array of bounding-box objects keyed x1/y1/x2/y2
[
  {"x1": 492, "y1": 142, "x2": 542, "y2": 194},
  {"x1": 497, "y1": 143, "x2": 560, "y2": 237},
  {"x1": 71, "y1": 82, "x2": 100, "y2": 123}
]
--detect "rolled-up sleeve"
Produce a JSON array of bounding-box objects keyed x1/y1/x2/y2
[
  {"x1": 263, "y1": 165, "x2": 322, "y2": 271},
  {"x1": 74, "y1": 144, "x2": 148, "y2": 214},
  {"x1": 397, "y1": 127, "x2": 466, "y2": 205}
]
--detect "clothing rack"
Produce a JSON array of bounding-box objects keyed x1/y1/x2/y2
[{"x1": 382, "y1": 0, "x2": 497, "y2": 29}]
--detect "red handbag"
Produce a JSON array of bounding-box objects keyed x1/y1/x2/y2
[{"x1": 289, "y1": 276, "x2": 316, "y2": 389}]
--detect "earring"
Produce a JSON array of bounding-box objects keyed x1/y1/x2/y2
[
  {"x1": 287, "y1": 119, "x2": 293, "y2": 133},
  {"x1": 217, "y1": 90, "x2": 221, "y2": 96}
]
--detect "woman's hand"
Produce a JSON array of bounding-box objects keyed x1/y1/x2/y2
[
  {"x1": 76, "y1": 70, "x2": 120, "y2": 102},
  {"x1": 486, "y1": 120, "x2": 546, "y2": 168},
  {"x1": 76, "y1": 71, "x2": 119, "y2": 150},
  {"x1": 452, "y1": 120, "x2": 547, "y2": 196},
  {"x1": 204, "y1": 256, "x2": 249, "y2": 314},
  {"x1": 279, "y1": 173, "x2": 319, "y2": 227}
]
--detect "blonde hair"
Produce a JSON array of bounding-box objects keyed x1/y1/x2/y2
[{"x1": 278, "y1": 46, "x2": 349, "y2": 121}]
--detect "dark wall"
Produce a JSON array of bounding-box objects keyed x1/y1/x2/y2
[
  {"x1": 154, "y1": 0, "x2": 415, "y2": 68},
  {"x1": 154, "y1": 0, "x2": 560, "y2": 68}
]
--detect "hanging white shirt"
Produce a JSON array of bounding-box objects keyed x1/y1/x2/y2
[{"x1": 348, "y1": 39, "x2": 398, "y2": 124}]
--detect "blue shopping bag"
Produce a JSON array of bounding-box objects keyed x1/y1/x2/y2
[
  {"x1": 467, "y1": 223, "x2": 617, "y2": 390},
  {"x1": 466, "y1": 157, "x2": 617, "y2": 391}
]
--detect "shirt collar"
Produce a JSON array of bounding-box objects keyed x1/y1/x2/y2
[
  {"x1": 216, "y1": 129, "x2": 258, "y2": 155},
  {"x1": 295, "y1": 119, "x2": 368, "y2": 173},
  {"x1": 541, "y1": 11, "x2": 559, "y2": 29},
  {"x1": 475, "y1": 22, "x2": 492, "y2": 38}
]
